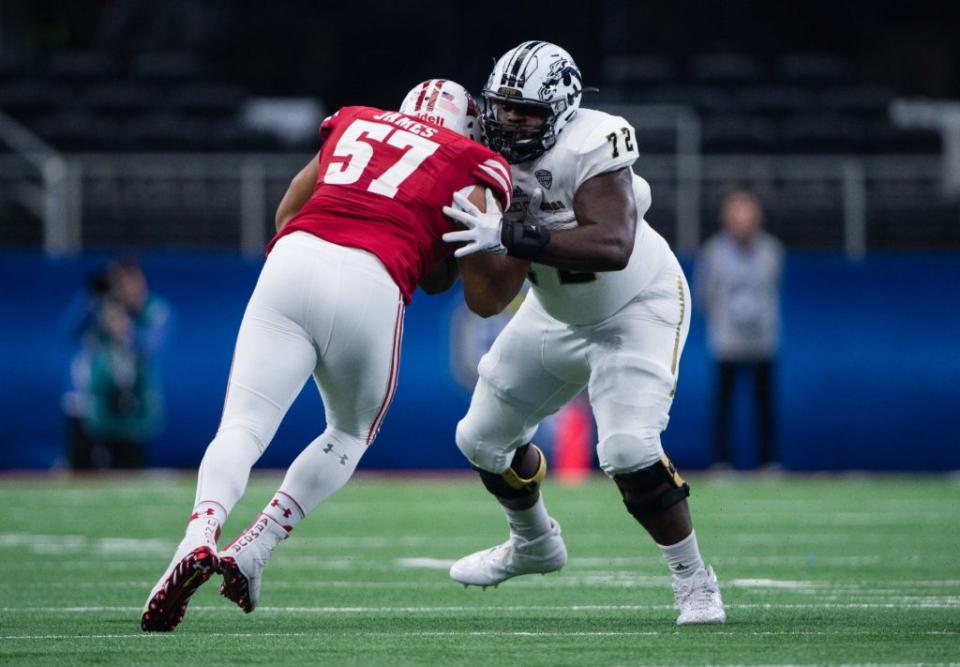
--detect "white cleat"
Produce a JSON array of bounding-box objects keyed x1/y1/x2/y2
[
  {"x1": 450, "y1": 520, "x2": 567, "y2": 587},
  {"x1": 673, "y1": 565, "x2": 727, "y2": 625},
  {"x1": 218, "y1": 513, "x2": 287, "y2": 613}
]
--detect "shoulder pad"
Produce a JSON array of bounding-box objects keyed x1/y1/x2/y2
[{"x1": 572, "y1": 112, "x2": 639, "y2": 189}]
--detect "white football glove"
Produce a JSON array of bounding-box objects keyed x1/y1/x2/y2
[
  {"x1": 442, "y1": 188, "x2": 506, "y2": 258},
  {"x1": 527, "y1": 187, "x2": 577, "y2": 229}
]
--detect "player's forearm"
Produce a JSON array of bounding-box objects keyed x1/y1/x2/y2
[
  {"x1": 275, "y1": 180, "x2": 313, "y2": 232},
  {"x1": 530, "y1": 220, "x2": 635, "y2": 272},
  {"x1": 458, "y1": 254, "x2": 528, "y2": 318},
  {"x1": 275, "y1": 154, "x2": 319, "y2": 231},
  {"x1": 501, "y1": 167, "x2": 637, "y2": 272}
]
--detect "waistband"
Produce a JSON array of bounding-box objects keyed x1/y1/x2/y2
[{"x1": 274, "y1": 231, "x2": 394, "y2": 278}]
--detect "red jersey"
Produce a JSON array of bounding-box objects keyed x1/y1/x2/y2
[{"x1": 268, "y1": 106, "x2": 512, "y2": 303}]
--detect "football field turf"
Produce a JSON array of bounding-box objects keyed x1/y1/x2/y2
[{"x1": 2, "y1": 473, "x2": 958, "y2": 666}]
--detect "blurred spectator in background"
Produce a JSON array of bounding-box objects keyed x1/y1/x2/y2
[
  {"x1": 109, "y1": 260, "x2": 171, "y2": 357},
  {"x1": 85, "y1": 298, "x2": 163, "y2": 468},
  {"x1": 61, "y1": 268, "x2": 112, "y2": 468},
  {"x1": 696, "y1": 191, "x2": 784, "y2": 470},
  {"x1": 61, "y1": 259, "x2": 171, "y2": 469}
]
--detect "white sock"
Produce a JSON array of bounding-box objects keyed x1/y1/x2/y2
[
  {"x1": 184, "y1": 500, "x2": 227, "y2": 547},
  {"x1": 276, "y1": 429, "x2": 367, "y2": 516},
  {"x1": 240, "y1": 511, "x2": 293, "y2": 553},
  {"x1": 657, "y1": 530, "x2": 705, "y2": 579},
  {"x1": 503, "y1": 496, "x2": 553, "y2": 541},
  {"x1": 261, "y1": 491, "x2": 306, "y2": 533}
]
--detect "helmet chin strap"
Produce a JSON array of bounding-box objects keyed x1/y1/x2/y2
[{"x1": 480, "y1": 113, "x2": 557, "y2": 164}]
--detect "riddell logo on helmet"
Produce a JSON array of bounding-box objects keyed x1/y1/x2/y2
[{"x1": 417, "y1": 113, "x2": 445, "y2": 127}]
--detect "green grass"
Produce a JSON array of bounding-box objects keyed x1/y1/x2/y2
[{"x1": 1, "y1": 472, "x2": 959, "y2": 666}]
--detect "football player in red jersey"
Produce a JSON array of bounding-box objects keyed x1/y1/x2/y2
[{"x1": 141, "y1": 79, "x2": 528, "y2": 632}]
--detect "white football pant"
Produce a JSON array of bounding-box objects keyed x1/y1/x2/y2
[
  {"x1": 456, "y1": 255, "x2": 690, "y2": 476},
  {"x1": 195, "y1": 231, "x2": 404, "y2": 514}
]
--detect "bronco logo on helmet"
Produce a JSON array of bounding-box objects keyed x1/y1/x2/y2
[{"x1": 538, "y1": 58, "x2": 582, "y2": 107}]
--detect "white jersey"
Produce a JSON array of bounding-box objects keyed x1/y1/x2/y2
[{"x1": 503, "y1": 107, "x2": 675, "y2": 325}]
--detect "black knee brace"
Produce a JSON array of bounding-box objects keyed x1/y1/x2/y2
[
  {"x1": 476, "y1": 443, "x2": 547, "y2": 501},
  {"x1": 613, "y1": 455, "x2": 690, "y2": 523}
]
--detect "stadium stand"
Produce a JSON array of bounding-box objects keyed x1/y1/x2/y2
[
  {"x1": 0, "y1": 44, "x2": 940, "y2": 157},
  {"x1": 0, "y1": 0, "x2": 955, "y2": 251}
]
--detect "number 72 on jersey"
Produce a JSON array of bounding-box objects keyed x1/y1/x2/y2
[{"x1": 606, "y1": 126, "x2": 635, "y2": 159}]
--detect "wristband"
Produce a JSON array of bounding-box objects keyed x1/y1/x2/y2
[{"x1": 500, "y1": 220, "x2": 551, "y2": 261}]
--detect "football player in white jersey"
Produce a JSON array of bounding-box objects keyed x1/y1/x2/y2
[{"x1": 442, "y1": 41, "x2": 726, "y2": 625}]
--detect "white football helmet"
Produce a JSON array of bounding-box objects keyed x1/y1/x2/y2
[
  {"x1": 482, "y1": 41, "x2": 584, "y2": 163},
  {"x1": 399, "y1": 79, "x2": 481, "y2": 141}
]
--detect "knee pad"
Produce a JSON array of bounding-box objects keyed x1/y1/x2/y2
[
  {"x1": 597, "y1": 431, "x2": 663, "y2": 476},
  {"x1": 455, "y1": 387, "x2": 536, "y2": 472},
  {"x1": 454, "y1": 418, "x2": 484, "y2": 467},
  {"x1": 476, "y1": 443, "x2": 547, "y2": 501},
  {"x1": 613, "y1": 454, "x2": 690, "y2": 523}
]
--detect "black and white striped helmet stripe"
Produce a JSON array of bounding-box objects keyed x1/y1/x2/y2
[{"x1": 501, "y1": 40, "x2": 544, "y2": 87}]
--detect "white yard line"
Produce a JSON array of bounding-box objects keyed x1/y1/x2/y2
[
  {"x1": 11, "y1": 578, "x2": 960, "y2": 593},
  {"x1": 2, "y1": 630, "x2": 958, "y2": 642},
  {"x1": 0, "y1": 632, "x2": 314, "y2": 640},
  {"x1": 394, "y1": 557, "x2": 454, "y2": 569},
  {"x1": 3, "y1": 601, "x2": 959, "y2": 614},
  {"x1": 731, "y1": 579, "x2": 821, "y2": 589},
  {"x1": 13, "y1": 550, "x2": 918, "y2": 570},
  {"x1": 0, "y1": 532, "x2": 174, "y2": 556},
  {"x1": 23, "y1": 553, "x2": 903, "y2": 568},
  {"x1": 6, "y1": 579, "x2": 960, "y2": 594}
]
